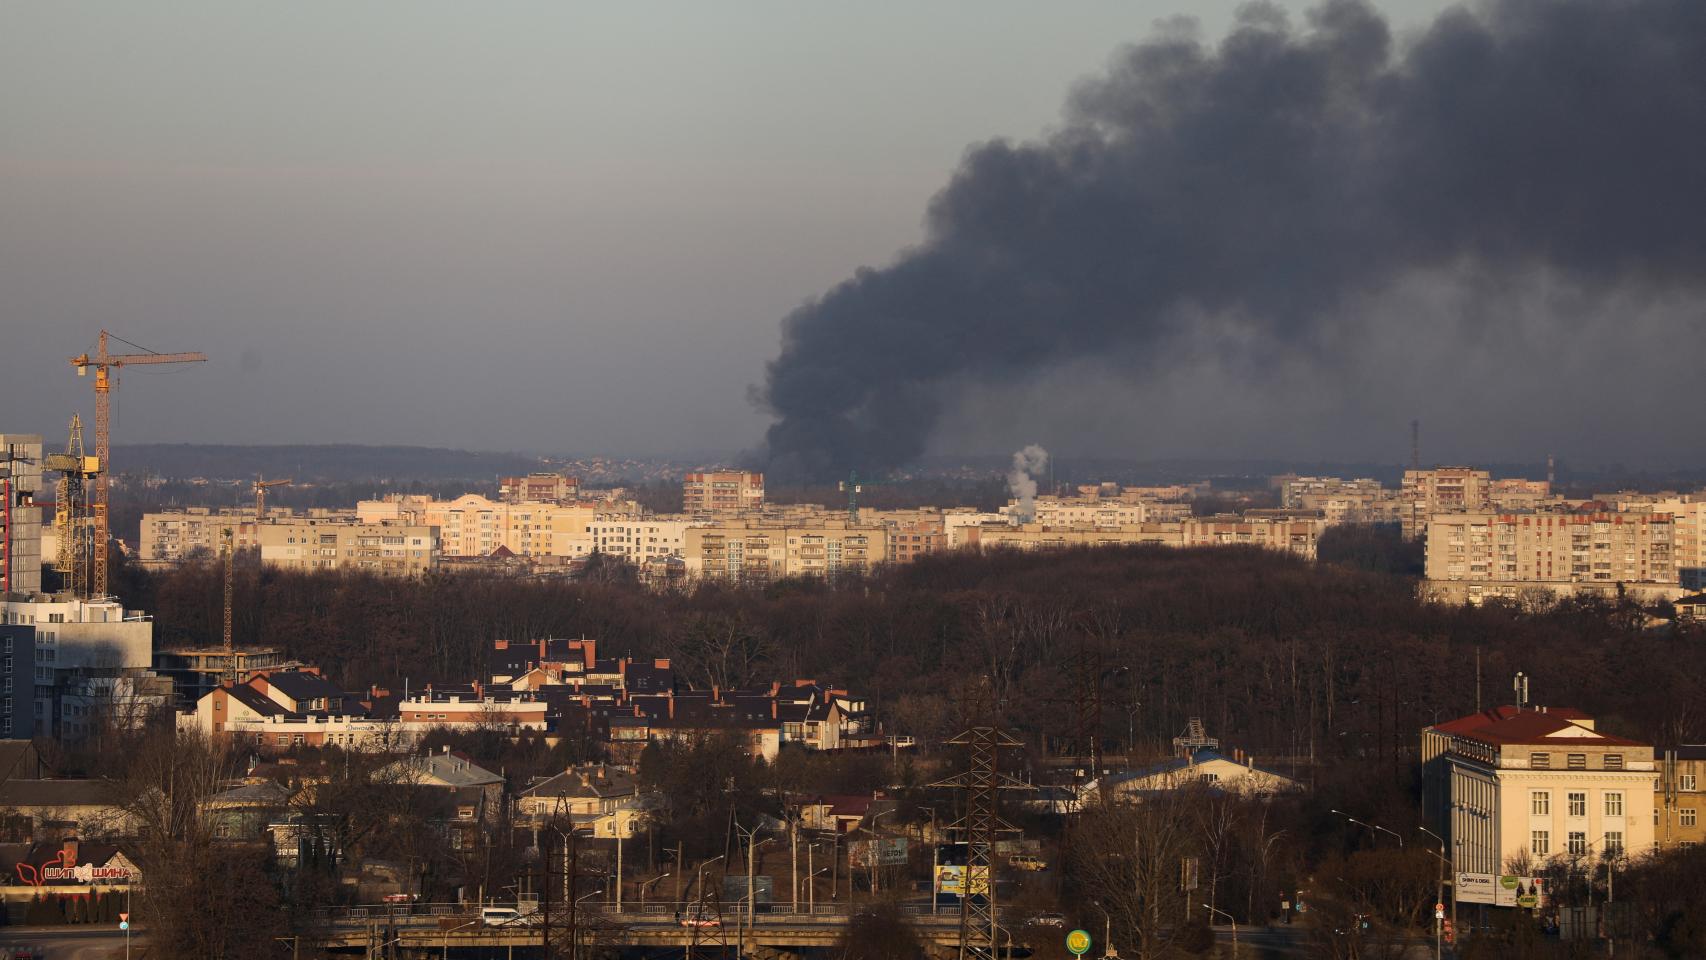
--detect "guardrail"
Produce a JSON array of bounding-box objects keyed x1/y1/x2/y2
[{"x1": 316, "y1": 900, "x2": 955, "y2": 926}]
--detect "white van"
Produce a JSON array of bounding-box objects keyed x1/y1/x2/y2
[{"x1": 481, "y1": 907, "x2": 522, "y2": 927}]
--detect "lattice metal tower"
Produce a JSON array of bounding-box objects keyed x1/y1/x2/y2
[{"x1": 933, "y1": 685, "x2": 1029, "y2": 960}]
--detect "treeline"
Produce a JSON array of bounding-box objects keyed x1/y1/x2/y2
[{"x1": 118, "y1": 543, "x2": 1706, "y2": 765}]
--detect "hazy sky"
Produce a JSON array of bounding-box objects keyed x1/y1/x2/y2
[{"x1": 18, "y1": 0, "x2": 1689, "y2": 470}]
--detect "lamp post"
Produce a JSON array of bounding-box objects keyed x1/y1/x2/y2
[
  {"x1": 572, "y1": 889, "x2": 603, "y2": 960},
  {"x1": 1582, "y1": 834, "x2": 1620, "y2": 957},
  {"x1": 1203, "y1": 903, "x2": 1237, "y2": 957},
  {"x1": 919, "y1": 806, "x2": 940, "y2": 915},
  {"x1": 1091, "y1": 899, "x2": 1114, "y2": 958},
  {"x1": 441, "y1": 918, "x2": 479, "y2": 960},
  {"x1": 639, "y1": 872, "x2": 671, "y2": 909},
  {"x1": 692, "y1": 854, "x2": 727, "y2": 919},
  {"x1": 1417, "y1": 827, "x2": 1449, "y2": 960},
  {"x1": 1329, "y1": 809, "x2": 1405, "y2": 848},
  {"x1": 867, "y1": 810, "x2": 895, "y2": 897}
]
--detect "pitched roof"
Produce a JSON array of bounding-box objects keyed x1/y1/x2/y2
[
  {"x1": 207, "y1": 781, "x2": 294, "y2": 806},
  {"x1": 262, "y1": 671, "x2": 345, "y2": 702},
  {"x1": 225, "y1": 685, "x2": 286, "y2": 716},
  {"x1": 522, "y1": 765, "x2": 637, "y2": 801},
  {"x1": 1456, "y1": 712, "x2": 1644, "y2": 748},
  {"x1": 385, "y1": 751, "x2": 504, "y2": 788},
  {"x1": 0, "y1": 779, "x2": 116, "y2": 808},
  {"x1": 1432, "y1": 704, "x2": 1595, "y2": 736}
]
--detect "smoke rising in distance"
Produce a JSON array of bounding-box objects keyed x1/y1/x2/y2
[{"x1": 755, "y1": 0, "x2": 1706, "y2": 481}]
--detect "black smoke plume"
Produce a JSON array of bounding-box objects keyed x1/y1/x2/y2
[{"x1": 755, "y1": 0, "x2": 1706, "y2": 481}]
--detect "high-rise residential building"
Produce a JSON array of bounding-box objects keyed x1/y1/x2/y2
[
  {"x1": 1653, "y1": 497, "x2": 1706, "y2": 591},
  {"x1": 1422, "y1": 706, "x2": 1654, "y2": 877},
  {"x1": 257, "y1": 519, "x2": 439, "y2": 576},
  {"x1": 0, "y1": 623, "x2": 36, "y2": 739},
  {"x1": 360, "y1": 494, "x2": 613, "y2": 560},
  {"x1": 139, "y1": 509, "x2": 262, "y2": 565},
  {"x1": 683, "y1": 518, "x2": 884, "y2": 581},
  {"x1": 1423, "y1": 509, "x2": 1679, "y2": 603},
  {"x1": 0, "y1": 434, "x2": 44, "y2": 596},
  {"x1": 1006, "y1": 496, "x2": 1190, "y2": 527},
  {"x1": 682, "y1": 471, "x2": 765, "y2": 515},
  {"x1": 499, "y1": 472, "x2": 581, "y2": 504},
  {"x1": 1401, "y1": 467, "x2": 1494, "y2": 540},
  {"x1": 1181, "y1": 515, "x2": 1329, "y2": 559},
  {"x1": 0, "y1": 594, "x2": 155, "y2": 738}
]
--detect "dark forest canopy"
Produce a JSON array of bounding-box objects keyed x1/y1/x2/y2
[{"x1": 118, "y1": 543, "x2": 1705, "y2": 762}]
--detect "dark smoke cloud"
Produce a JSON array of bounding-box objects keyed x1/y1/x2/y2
[{"x1": 755, "y1": 0, "x2": 1706, "y2": 481}]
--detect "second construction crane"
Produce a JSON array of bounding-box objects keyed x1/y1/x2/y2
[{"x1": 69, "y1": 331, "x2": 206, "y2": 596}]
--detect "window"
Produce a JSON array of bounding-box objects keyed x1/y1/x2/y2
[
  {"x1": 1569, "y1": 793, "x2": 1587, "y2": 818},
  {"x1": 1568, "y1": 832, "x2": 1587, "y2": 856},
  {"x1": 1605, "y1": 754, "x2": 1624, "y2": 770},
  {"x1": 1531, "y1": 830, "x2": 1550, "y2": 857},
  {"x1": 1605, "y1": 831, "x2": 1623, "y2": 857},
  {"x1": 1568, "y1": 754, "x2": 1587, "y2": 770},
  {"x1": 1683, "y1": 809, "x2": 1699, "y2": 828},
  {"x1": 1606, "y1": 792, "x2": 1624, "y2": 817},
  {"x1": 1531, "y1": 791, "x2": 1551, "y2": 816},
  {"x1": 1683, "y1": 774, "x2": 1698, "y2": 792}
]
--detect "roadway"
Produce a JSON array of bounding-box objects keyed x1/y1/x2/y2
[{"x1": 1, "y1": 926, "x2": 133, "y2": 960}]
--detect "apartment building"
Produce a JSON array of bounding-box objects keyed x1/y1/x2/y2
[
  {"x1": 886, "y1": 517, "x2": 947, "y2": 564},
  {"x1": 138, "y1": 509, "x2": 262, "y2": 564},
  {"x1": 0, "y1": 624, "x2": 35, "y2": 739},
  {"x1": 682, "y1": 518, "x2": 886, "y2": 581},
  {"x1": 1653, "y1": 498, "x2": 1706, "y2": 591},
  {"x1": 499, "y1": 472, "x2": 580, "y2": 504},
  {"x1": 1008, "y1": 496, "x2": 1190, "y2": 527},
  {"x1": 1423, "y1": 509, "x2": 1681, "y2": 604},
  {"x1": 360, "y1": 494, "x2": 607, "y2": 560},
  {"x1": 1423, "y1": 706, "x2": 1655, "y2": 876},
  {"x1": 0, "y1": 434, "x2": 44, "y2": 596},
  {"x1": 682, "y1": 470, "x2": 765, "y2": 515},
  {"x1": 1181, "y1": 515, "x2": 1328, "y2": 560},
  {"x1": 967, "y1": 523, "x2": 1182, "y2": 552},
  {"x1": 1281, "y1": 476, "x2": 1384, "y2": 507},
  {"x1": 1401, "y1": 467, "x2": 1494, "y2": 540},
  {"x1": 0, "y1": 594, "x2": 155, "y2": 738},
  {"x1": 257, "y1": 519, "x2": 439, "y2": 576},
  {"x1": 1656, "y1": 745, "x2": 1706, "y2": 850},
  {"x1": 587, "y1": 517, "x2": 700, "y2": 562}
]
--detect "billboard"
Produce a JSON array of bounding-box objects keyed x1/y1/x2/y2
[
  {"x1": 934, "y1": 864, "x2": 990, "y2": 897},
  {"x1": 1494, "y1": 875, "x2": 1547, "y2": 909},
  {"x1": 1456, "y1": 872, "x2": 1495, "y2": 905},
  {"x1": 1456, "y1": 872, "x2": 1547, "y2": 908},
  {"x1": 849, "y1": 837, "x2": 909, "y2": 868}
]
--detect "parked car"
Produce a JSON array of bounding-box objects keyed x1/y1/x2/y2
[
  {"x1": 1009, "y1": 855, "x2": 1048, "y2": 871},
  {"x1": 1028, "y1": 912, "x2": 1067, "y2": 927}
]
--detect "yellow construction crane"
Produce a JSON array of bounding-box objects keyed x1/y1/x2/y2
[
  {"x1": 43, "y1": 416, "x2": 101, "y2": 599},
  {"x1": 69, "y1": 331, "x2": 207, "y2": 596},
  {"x1": 254, "y1": 476, "x2": 292, "y2": 519}
]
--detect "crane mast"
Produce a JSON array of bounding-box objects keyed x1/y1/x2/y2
[{"x1": 69, "y1": 331, "x2": 207, "y2": 596}]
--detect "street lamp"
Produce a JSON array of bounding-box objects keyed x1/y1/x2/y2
[
  {"x1": 1330, "y1": 809, "x2": 1405, "y2": 848},
  {"x1": 640, "y1": 872, "x2": 672, "y2": 908},
  {"x1": 1091, "y1": 899, "x2": 1114, "y2": 958},
  {"x1": 1417, "y1": 827, "x2": 1450, "y2": 960},
  {"x1": 441, "y1": 917, "x2": 479, "y2": 959},
  {"x1": 1202, "y1": 903, "x2": 1238, "y2": 955}
]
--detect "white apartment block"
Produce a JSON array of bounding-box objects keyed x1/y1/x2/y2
[
  {"x1": 0, "y1": 434, "x2": 44, "y2": 596},
  {"x1": 257, "y1": 520, "x2": 439, "y2": 576},
  {"x1": 1007, "y1": 496, "x2": 1190, "y2": 527},
  {"x1": 588, "y1": 517, "x2": 702, "y2": 562},
  {"x1": 0, "y1": 594, "x2": 154, "y2": 737}
]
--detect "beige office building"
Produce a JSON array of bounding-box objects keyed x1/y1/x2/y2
[
  {"x1": 683, "y1": 519, "x2": 885, "y2": 581},
  {"x1": 258, "y1": 520, "x2": 439, "y2": 576},
  {"x1": 1425, "y1": 707, "x2": 1654, "y2": 876}
]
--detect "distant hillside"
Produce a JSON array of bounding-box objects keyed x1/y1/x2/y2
[{"x1": 112, "y1": 444, "x2": 545, "y2": 483}]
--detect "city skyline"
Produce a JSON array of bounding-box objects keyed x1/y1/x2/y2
[{"x1": 4, "y1": 0, "x2": 1703, "y2": 473}]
